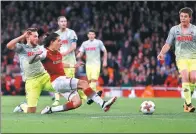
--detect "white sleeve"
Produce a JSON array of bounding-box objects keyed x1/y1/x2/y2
[
  {"x1": 79, "y1": 42, "x2": 85, "y2": 53},
  {"x1": 99, "y1": 40, "x2": 106, "y2": 51},
  {"x1": 39, "y1": 47, "x2": 47, "y2": 60}
]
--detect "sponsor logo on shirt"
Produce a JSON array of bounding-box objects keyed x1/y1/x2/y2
[
  {"x1": 27, "y1": 51, "x2": 42, "y2": 56},
  {"x1": 61, "y1": 40, "x2": 68, "y2": 44},
  {"x1": 53, "y1": 59, "x2": 62, "y2": 64},
  {"x1": 177, "y1": 36, "x2": 193, "y2": 41},
  {"x1": 86, "y1": 47, "x2": 96, "y2": 51}
]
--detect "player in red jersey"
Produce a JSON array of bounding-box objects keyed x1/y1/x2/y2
[{"x1": 29, "y1": 33, "x2": 117, "y2": 114}]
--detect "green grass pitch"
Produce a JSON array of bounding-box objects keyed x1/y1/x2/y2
[{"x1": 1, "y1": 96, "x2": 196, "y2": 133}]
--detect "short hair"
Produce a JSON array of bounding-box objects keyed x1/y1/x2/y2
[
  {"x1": 88, "y1": 29, "x2": 96, "y2": 34},
  {"x1": 57, "y1": 16, "x2": 66, "y2": 21},
  {"x1": 179, "y1": 7, "x2": 193, "y2": 17},
  {"x1": 43, "y1": 33, "x2": 59, "y2": 48},
  {"x1": 26, "y1": 28, "x2": 38, "y2": 32}
]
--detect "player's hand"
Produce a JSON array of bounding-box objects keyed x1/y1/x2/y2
[
  {"x1": 74, "y1": 62, "x2": 85, "y2": 68},
  {"x1": 157, "y1": 52, "x2": 165, "y2": 61},
  {"x1": 23, "y1": 31, "x2": 31, "y2": 39},
  {"x1": 103, "y1": 60, "x2": 107, "y2": 67}
]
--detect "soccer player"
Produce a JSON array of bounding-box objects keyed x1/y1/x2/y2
[
  {"x1": 157, "y1": 7, "x2": 196, "y2": 112},
  {"x1": 7, "y1": 28, "x2": 55, "y2": 113},
  {"x1": 53, "y1": 16, "x2": 87, "y2": 106},
  {"x1": 77, "y1": 29, "x2": 107, "y2": 105},
  {"x1": 29, "y1": 32, "x2": 117, "y2": 114}
]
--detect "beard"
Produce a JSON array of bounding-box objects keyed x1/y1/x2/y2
[{"x1": 30, "y1": 40, "x2": 37, "y2": 47}]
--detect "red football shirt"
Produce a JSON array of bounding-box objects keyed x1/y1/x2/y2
[{"x1": 42, "y1": 48, "x2": 65, "y2": 82}]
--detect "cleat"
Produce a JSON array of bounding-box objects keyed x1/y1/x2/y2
[
  {"x1": 87, "y1": 90, "x2": 103, "y2": 105},
  {"x1": 13, "y1": 102, "x2": 26, "y2": 113},
  {"x1": 102, "y1": 96, "x2": 117, "y2": 112},
  {"x1": 183, "y1": 103, "x2": 195, "y2": 112},
  {"x1": 52, "y1": 100, "x2": 60, "y2": 106},
  {"x1": 41, "y1": 106, "x2": 53, "y2": 114}
]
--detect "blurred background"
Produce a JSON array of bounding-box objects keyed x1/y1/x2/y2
[{"x1": 1, "y1": 1, "x2": 196, "y2": 98}]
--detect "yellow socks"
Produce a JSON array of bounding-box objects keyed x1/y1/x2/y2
[
  {"x1": 190, "y1": 83, "x2": 196, "y2": 96},
  {"x1": 182, "y1": 82, "x2": 191, "y2": 105},
  {"x1": 54, "y1": 93, "x2": 60, "y2": 101},
  {"x1": 89, "y1": 82, "x2": 97, "y2": 92}
]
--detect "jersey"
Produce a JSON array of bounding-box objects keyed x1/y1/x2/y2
[
  {"x1": 15, "y1": 43, "x2": 46, "y2": 81},
  {"x1": 166, "y1": 24, "x2": 196, "y2": 61},
  {"x1": 55, "y1": 28, "x2": 78, "y2": 66},
  {"x1": 79, "y1": 39, "x2": 106, "y2": 65},
  {"x1": 40, "y1": 48, "x2": 65, "y2": 82}
]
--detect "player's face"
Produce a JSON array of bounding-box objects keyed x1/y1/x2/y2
[
  {"x1": 180, "y1": 12, "x2": 191, "y2": 26},
  {"x1": 52, "y1": 36, "x2": 61, "y2": 51},
  {"x1": 58, "y1": 17, "x2": 67, "y2": 29},
  {"x1": 28, "y1": 32, "x2": 39, "y2": 46},
  {"x1": 88, "y1": 32, "x2": 96, "y2": 41}
]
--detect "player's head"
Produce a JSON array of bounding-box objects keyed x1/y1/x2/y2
[
  {"x1": 26, "y1": 28, "x2": 39, "y2": 46},
  {"x1": 57, "y1": 16, "x2": 67, "y2": 29},
  {"x1": 44, "y1": 33, "x2": 61, "y2": 51},
  {"x1": 87, "y1": 29, "x2": 96, "y2": 41},
  {"x1": 179, "y1": 7, "x2": 193, "y2": 26}
]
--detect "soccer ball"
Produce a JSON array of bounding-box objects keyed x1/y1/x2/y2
[{"x1": 140, "y1": 100, "x2": 155, "y2": 114}]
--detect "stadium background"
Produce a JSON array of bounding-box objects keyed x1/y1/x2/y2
[
  {"x1": 1, "y1": 1, "x2": 196, "y2": 133},
  {"x1": 1, "y1": 1, "x2": 196, "y2": 97}
]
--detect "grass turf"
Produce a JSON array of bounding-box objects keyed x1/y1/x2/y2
[{"x1": 1, "y1": 96, "x2": 196, "y2": 133}]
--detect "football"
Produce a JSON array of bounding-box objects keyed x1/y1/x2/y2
[{"x1": 140, "y1": 100, "x2": 155, "y2": 114}]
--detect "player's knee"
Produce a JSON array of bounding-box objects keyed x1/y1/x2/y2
[
  {"x1": 78, "y1": 80, "x2": 89, "y2": 89},
  {"x1": 180, "y1": 70, "x2": 189, "y2": 82},
  {"x1": 71, "y1": 98, "x2": 82, "y2": 108},
  {"x1": 190, "y1": 75, "x2": 196, "y2": 83},
  {"x1": 27, "y1": 107, "x2": 36, "y2": 113}
]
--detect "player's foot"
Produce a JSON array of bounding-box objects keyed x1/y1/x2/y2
[
  {"x1": 183, "y1": 103, "x2": 195, "y2": 112},
  {"x1": 41, "y1": 106, "x2": 53, "y2": 114},
  {"x1": 87, "y1": 90, "x2": 103, "y2": 105},
  {"x1": 52, "y1": 100, "x2": 60, "y2": 106},
  {"x1": 102, "y1": 96, "x2": 117, "y2": 112},
  {"x1": 13, "y1": 102, "x2": 26, "y2": 113}
]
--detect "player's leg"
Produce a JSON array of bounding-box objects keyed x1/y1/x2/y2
[
  {"x1": 190, "y1": 59, "x2": 196, "y2": 96},
  {"x1": 13, "y1": 77, "x2": 42, "y2": 113},
  {"x1": 77, "y1": 79, "x2": 117, "y2": 112},
  {"x1": 177, "y1": 59, "x2": 194, "y2": 112},
  {"x1": 51, "y1": 68, "x2": 73, "y2": 106},
  {"x1": 66, "y1": 67, "x2": 88, "y2": 102},
  {"x1": 86, "y1": 65, "x2": 103, "y2": 105},
  {"x1": 41, "y1": 90, "x2": 82, "y2": 114}
]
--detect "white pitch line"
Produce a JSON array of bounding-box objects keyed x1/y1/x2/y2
[{"x1": 90, "y1": 115, "x2": 196, "y2": 121}]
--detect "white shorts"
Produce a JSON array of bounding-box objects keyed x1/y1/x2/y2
[
  {"x1": 52, "y1": 76, "x2": 79, "y2": 93},
  {"x1": 61, "y1": 90, "x2": 79, "y2": 101}
]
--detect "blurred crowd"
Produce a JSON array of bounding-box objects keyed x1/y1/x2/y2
[{"x1": 1, "y1": 1, "x2": 196, "y2": 95}]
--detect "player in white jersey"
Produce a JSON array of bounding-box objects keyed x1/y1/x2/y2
[
  {"x1": 7, "y1": 28, "x2": 55, "y2": 113},
  {"x1": 52, "y1": 16, "x2": 86, "y2": 106},
  {"x1": 77, "y1": 29, "x2": 107, "y2": 105},
  {"x1": 158, "y1": 7, "x2": 196, "y2": 112}
]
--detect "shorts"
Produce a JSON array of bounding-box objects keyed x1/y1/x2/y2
[
  {"x1": 61, "y1": 90, "x2": 79, "y2": 101},
  {"x1": 52, "y1": 76, "x2": 79, "y2": 93},
  {"x1": 25, "y1": 73, "x2": 55, "y2": 107},
  {"x1": 86, "y1": 64, "x2": 101, "y2": 80},
  {"x1": 176, "y1": 59, "x2": 196, "y2": 72}
]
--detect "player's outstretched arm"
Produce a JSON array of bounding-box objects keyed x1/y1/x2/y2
[
  {"x1": 157, "y1": 43, "x2": 171, "y2": 61},
  {"x1": 63, "y1": 61, "x2": 84, "y2": 68},
  {"x1": 76, "y1": 51, "x2": 84, "y2": 59},
  {"x1": 7, "y1": 31, "x2": 30, "y2": 50},
  {"x1": 61, "y1": 42, "x2": 76, "y2": 56}
]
